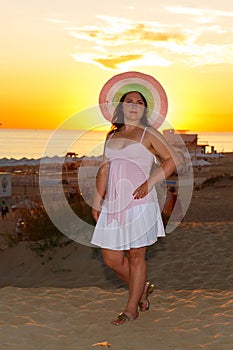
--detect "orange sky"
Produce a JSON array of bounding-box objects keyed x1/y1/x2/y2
[{"x1": 1, "y1": 1, "x2": 232, "y2": 132}]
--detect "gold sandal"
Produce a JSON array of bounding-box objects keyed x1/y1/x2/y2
[
  {"x1": 139, "y1": 281, "x2": 154, "y2": 312},
  {"x1": 111, "y1": 312, "x2": 131, "y2": 326}
]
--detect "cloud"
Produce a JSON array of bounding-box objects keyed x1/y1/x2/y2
[
  {"x1": 94, "y1": 55, "x2": 143, "y2": 69},
  {"x1": 70, "y1": 19, "x2": 184, "y2": 46},
  {"x1": 67, "y1": 14, "x2": 233, "y2": 69},
  {"x1": 69, "y1": 16, "x2": 184, "y2": 69},
  {"x1": 166, "y1": 6, "x2": 233, "y2": 24},
  {"x1": 166, "y1": 6, "x2": 233, "y2": 17},
  {"x1": 122, "y1": 24, "x2": 184, "y2": 42},
  {"x1": 72, "y1": 52, "x2": 171, "y2": 70},
  {"x1": 187, "y1": 43, "x2": 233, "y2": 66}
]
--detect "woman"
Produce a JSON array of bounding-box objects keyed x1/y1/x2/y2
[{"x1": 91, "y1": 84, "x2": 177, "y2": 325}]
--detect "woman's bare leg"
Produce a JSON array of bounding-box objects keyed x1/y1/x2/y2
[
  {"x1": 123, "y1": 247, "x2": 147, "y2": 319},
  {"x1": 101, "y1": 247, "x2": 148, "y2": 323},
  {"x1": 101, "y1": 249, "x2": 130, "y2": 285}
]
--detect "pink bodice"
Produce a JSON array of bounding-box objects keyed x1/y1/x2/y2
[{"x1": 103, "y1": 142, "x2": 158, "y2": 224}]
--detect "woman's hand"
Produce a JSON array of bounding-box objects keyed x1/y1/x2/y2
[
  {"x1": 133, "y1": 180, "x2": 153, "y2": 200},
  {"x1": 92, "y1": 207, "x2": 101, "y2": 222}
]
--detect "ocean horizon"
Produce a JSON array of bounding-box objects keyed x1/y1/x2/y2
[{"x1": 0, "y1": 128, "x2": 232, "y2": 160}]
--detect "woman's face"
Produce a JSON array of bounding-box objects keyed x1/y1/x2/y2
[{"x1": 122, "y1": 92, "x2": 146, "y2": 124}]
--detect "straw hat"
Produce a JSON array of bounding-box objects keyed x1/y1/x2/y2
[{"x1": 99, "y1": 71, "x2": 168, "y2": 129}]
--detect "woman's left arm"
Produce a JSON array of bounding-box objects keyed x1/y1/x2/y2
[{"x1": 133, "y1": 128, "x2": 178, "y2": 199}]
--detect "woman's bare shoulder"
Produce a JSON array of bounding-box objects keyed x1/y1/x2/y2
[{"x1": 145, "y1": 126, "x2": 164, "y2": 140}]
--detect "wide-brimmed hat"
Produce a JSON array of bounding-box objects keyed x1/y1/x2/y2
[{"x1": 99, "y1": 71, "x2": 168, "y2": 129}]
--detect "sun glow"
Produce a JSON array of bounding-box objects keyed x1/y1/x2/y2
[{"x1": 0, "y1": 1, "x2": 232, "y2": 131}]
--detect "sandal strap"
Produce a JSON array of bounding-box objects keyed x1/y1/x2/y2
[
  {"x1": 138, "y1": 281, "x2": 154, "y2": 312},
  {"x1": 117, "y1": 312, "x2": 131, "y2": 322},
  {"x1": 146, "y1": 282, "x2": 154, "y2": 297}
]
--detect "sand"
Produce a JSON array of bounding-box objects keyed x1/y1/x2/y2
[
  {"x1": 0, "y1": 158, "x2": 233, "y2": 349},
  {"x1": 0, "y1": 221, "x2": 232, "y2": 349}
]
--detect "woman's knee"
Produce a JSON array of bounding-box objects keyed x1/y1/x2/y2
[
  {"x1": 128, "y1": 248, "x2": 146, "y2": 266},
  {"x1": 101, "y1": 249, "x2": 124, "y2": 269}
]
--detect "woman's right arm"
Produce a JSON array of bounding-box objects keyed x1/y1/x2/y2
[{"x1": 92, "y1": 155, "x2": 109, "y2": 222}]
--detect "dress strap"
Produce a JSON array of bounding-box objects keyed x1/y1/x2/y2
[
  {"x1": 140, "y1": 127, "x2": 147, "y2": 143},
  {"x1": 104, "y1": 131, "x2": 115, "y2": 155},
  {"x1": 108, "y1": 132, "x2": 115, "y2": 140}
]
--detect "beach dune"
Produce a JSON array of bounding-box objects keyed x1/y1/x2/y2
[{"x1": 0, "y1": 221, "x2": 233, "y2": 349}]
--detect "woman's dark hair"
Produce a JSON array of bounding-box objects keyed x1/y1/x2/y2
[{"x1": 108, "y1": 91, "x2": 150, "y2": 135}]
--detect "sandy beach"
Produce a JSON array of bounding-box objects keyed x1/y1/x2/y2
[{"x1": 0, "y1": 156, "x2": 233, "y2": 349}]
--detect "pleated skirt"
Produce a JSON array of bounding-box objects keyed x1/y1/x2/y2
[{"x1": 91, "y1": 202, "x2": 165, "y2": 250}]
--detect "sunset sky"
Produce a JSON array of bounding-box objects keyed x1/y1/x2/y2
[{"x1": 1, "y1": 0, "x2": 232, "y2": 131}]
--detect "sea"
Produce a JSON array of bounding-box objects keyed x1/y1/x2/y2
[{"x1": 0, "y1": 128, "x2": 232, "y2": 160}]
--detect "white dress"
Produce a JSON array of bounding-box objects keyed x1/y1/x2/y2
[{"x1": 91, "y1": 129, "x2": 165, "y2": 250}]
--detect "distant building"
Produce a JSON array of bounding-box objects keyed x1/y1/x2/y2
[
  {"x1": 163, "y1": 129, "x2": 209, "y2": 154},
  {"x1": 163, "y1": 129, "x2": 223, "y2": 167}
]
